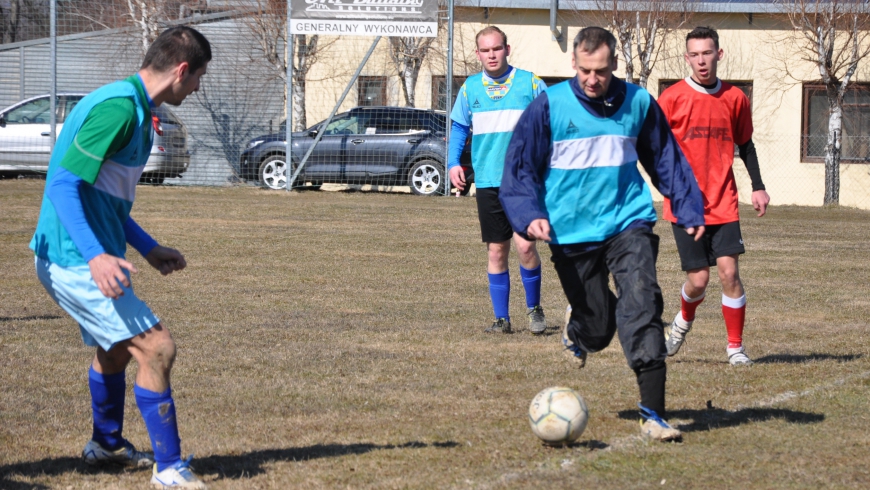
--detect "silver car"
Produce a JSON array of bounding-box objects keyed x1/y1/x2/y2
[{"x1": 0, "y1": 93, "x2": 189, "y2": 184}]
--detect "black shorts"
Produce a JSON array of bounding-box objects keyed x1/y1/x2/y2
[
  {"x1": 672, "y1": 221, "x2": 745, "y2": 271},
  {"x1": 475, "y1": 187, "x2": 514, "y2": 243}
]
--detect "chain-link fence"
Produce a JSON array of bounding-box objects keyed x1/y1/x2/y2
[
  {"x1": 1, "y1": 1, "x2": 869, "y2": 208},
  {"x1": 0, "y1": 1, "x2": 460, "y2": 195}
]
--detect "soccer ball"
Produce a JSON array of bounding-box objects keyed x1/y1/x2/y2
[{"x1": 528, "y1": 386, "x2": 589, "y2": 446}]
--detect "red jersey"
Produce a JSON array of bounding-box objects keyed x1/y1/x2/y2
[{"x1": 659, "y1": 78, "x2": 753, "y2": 225}]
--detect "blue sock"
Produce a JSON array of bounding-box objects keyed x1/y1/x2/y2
[
  {"x1": 520, "y1": 264, "x2": 542, "y2": 309},
  {"x1": 488, "y1": 270, "x2": 510, "y2": 321},
  {"x1": 134, "y1": 384, "x2": 181, "y2": 472},
  {"x1": 89, "y1": 366, "x2": 126, "y2": 451}
]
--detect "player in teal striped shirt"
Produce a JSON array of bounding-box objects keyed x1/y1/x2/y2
[{"x1": 447, "y1": 26, "x2": 549, "y2": 336}]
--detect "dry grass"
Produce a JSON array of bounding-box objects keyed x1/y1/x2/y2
[{"x1": 1, "y1": 179, "x2": 869, "y2": 489}]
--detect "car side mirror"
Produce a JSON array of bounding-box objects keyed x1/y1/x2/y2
[
  {"x1": 308, "y1": 129, "x2": 318, "y2": 137},
  {"x1": 0, "y1": 115, "x2": 5, "y2": 128}
]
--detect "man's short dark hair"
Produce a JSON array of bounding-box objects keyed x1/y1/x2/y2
[
  {"x1": 476, "y1": 26, "x2": 508, "y2": 48},
  {"x1": 141, "y1": 26, "x2": 212, "y2": 73},
  {"x1": 573, "y1": 27, "x2": 617, "y2": 60},
  {"x1": 686, "y1": 26, "x2": 719, "y2": 49}
]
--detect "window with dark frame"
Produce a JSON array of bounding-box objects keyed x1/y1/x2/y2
[
  {"x1": 357, "y1": 76, "x2": 387, "y2": 107},
  {"x1": 658, "y1": 79, "x2": 754, "y2": 156},
  {"x1": 802, "y1": 83, "x2": 870, "y2": 163},
  {"x1": 431, "y1": 75, "x2": 465, "y2": 111}
]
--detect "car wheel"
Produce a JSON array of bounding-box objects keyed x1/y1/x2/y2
[
  {"x1": 408, "y1": 159, "x2": 445, "y2": 196},
  {"x1": 258, "y1": 155, "x2": 293, "y2": 190}
]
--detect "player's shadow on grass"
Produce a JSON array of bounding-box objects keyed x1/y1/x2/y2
[
  {"x1": 533, "y1": 325, "x2": 562, "y2": 336},
  {"x1": 754, "y1": 353, "x2": 862, "y2": 364},
  {"x1": 0, "y1": 456, "x2": 108, "y2": 490},
  {"x1": 0, "y1": 441, "x2": 460, "y2": 488},
  {"x1": 196, "y1": 440, "x2": 461, "y2": 481},
  {"x1": 567, "y1": 439, "x2": 610, "y2": 451},
  {"x1": 617, "y1": 407, "x2": 824, "y2": 433}
]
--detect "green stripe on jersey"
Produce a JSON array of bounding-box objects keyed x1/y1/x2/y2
[{"x1": 59, "y1": 97, "x2": 138, "y2": 184}]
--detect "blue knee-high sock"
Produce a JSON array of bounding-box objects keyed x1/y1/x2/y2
[
  {"x1": 134, "y1": 384, "x2": 181, "y2": 472},
  {"x1": 488, "y1": 270, "x2": 510, "y2": 321},
  {"x1": 519, "y1": 264, "x2": 542, "y2": 309},
  {"x1": 89, "y1": 366, "x2": 126, "y2": 450}
]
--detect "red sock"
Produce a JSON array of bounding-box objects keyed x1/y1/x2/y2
[
  {"x1": 722, "y1": 294, "x2": 747, "y2": 348},
  {"x1": 680, "y1": 286, "x2": 705, "y2": 322}
]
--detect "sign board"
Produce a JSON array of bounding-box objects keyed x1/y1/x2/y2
[{"x1": 290, "y1": 0, "x2": 439, "y2": 37}]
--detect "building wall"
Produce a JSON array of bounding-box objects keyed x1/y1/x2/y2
[
  {"x1": 301, "y1": 7, "x2": 870, "y2": 208},
  {"x1": 1, "y1": 6, "x2": 868, "y2": 206}
]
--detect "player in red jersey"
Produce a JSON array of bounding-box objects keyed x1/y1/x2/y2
[{"x1": 658, "y1": 26, "x2": 770, "y2": 366}]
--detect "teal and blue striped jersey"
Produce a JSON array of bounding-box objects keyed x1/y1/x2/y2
[
  {"x1": 541, "y1": 81, "x2": 657, "y2": 244},
  {"x1": 499, "y1": 76, "x2": 705, "y2": 246},
  {"x1": 451, "y1": 67, "x2": 545, "y2": 188}
]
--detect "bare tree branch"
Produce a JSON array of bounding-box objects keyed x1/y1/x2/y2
[
  {"x1": 777, "y1": 0, "x2": 870, "y2": 205},
  {"x1": 573, "y1": 0, "x2": 691, "y2": 88},
  {"x1": 236, "y1": 0, "x2": 337, "y2": 131}
]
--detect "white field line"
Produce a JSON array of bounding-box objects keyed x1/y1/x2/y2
[{"x1": 737, "y1": 368, "x2": 870, "y2": 410}]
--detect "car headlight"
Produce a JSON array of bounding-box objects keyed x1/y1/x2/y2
[{"x1": 247, "y1": 139, "x2": 265, "y2": 149}]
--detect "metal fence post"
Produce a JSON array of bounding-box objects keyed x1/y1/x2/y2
[
  {"x1": 50, "y1": 0, "x2": 57, "y2": 149},
  {"x1": 286, "y1": 5, "x2": 293, "y2": 192},
  {"x1": 445, "y1": 0, "x2": 454, "y2": 196}
]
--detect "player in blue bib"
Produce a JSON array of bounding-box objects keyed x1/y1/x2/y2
[
  {"x1": 30, "y1": 27, "x2": 211, "y2": 488},
  {"x1": 448, "y1": 26, "x2": 549, "y2": 335},
  {"x1": 500, "y1": 27, "x2": 706, "y2": 442}
]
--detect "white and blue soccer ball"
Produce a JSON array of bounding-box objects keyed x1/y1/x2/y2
[{"x1": 528, "y1": 386, "x2": 589, "y2": 446}]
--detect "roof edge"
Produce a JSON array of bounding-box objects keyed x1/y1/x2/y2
[{"x1": 456, "y1": 1, "x2": 782, "y2": 15}]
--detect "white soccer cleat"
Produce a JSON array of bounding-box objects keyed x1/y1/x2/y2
[
  {"x1": 727, "y1": 346, "x2": 754, "y2": 366},
  {"x1": 664, "y1": 312, "x2": 692, "y2": 356},
  {"x1": 82, "y1": 439, "x2": 154, "y2": 468},
  {"x1": 638, "y1": 405, "x2": 682, "y2": 442},
  {"x1": 151, "y1": 456, "x2": 207, "y2": 489}
]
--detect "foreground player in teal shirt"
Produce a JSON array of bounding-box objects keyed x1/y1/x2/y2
[{"x1": 30, "y1": 26, "x2": 211, "y2": 489}]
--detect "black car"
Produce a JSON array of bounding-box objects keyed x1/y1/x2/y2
[{"x1": 238, "y1": 106, "x2": 473, "y2": 195}]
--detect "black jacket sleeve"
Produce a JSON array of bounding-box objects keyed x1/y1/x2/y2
[{"x1": 499, "y1": 92, "x2": 552, "y2": 236}]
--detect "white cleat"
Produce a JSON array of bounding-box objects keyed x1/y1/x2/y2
[
  {"x1": 151, "y1": 456, "x2": 207, "y2": 489},
  {"x1": 664, "y1": 312, "x2": 692, "y2": 356},
  {"x1": 638, "y1": 405, "x2": 682, "y2": 442},
  {"x1": 727, "y1": 346, "x2": 754, "y2": 366}
]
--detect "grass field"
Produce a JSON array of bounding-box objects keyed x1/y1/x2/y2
[{"x1": 1, "y1": 179, "x2": 869, "y2": 489}]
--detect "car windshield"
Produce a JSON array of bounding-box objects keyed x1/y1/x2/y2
[{"x1": 4, "y1": 97, "x2": 51, "y2": 124}]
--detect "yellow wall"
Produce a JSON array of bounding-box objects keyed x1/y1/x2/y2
[{"x1": 301, "y1": 7, "x2": 870, "y2": 209}]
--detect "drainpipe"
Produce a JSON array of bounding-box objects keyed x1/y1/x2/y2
[{"x1": 550, "y1": 0, "x2": 562, "y2": 41}]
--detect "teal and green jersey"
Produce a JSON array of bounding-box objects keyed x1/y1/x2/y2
[{"x1": 30, "y1": 75, "x2": 154, "y2": 266}]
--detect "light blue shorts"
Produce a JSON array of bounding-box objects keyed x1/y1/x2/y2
[{"x1": 35, "y1": 256, "x2": 160, "y2": 351}]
